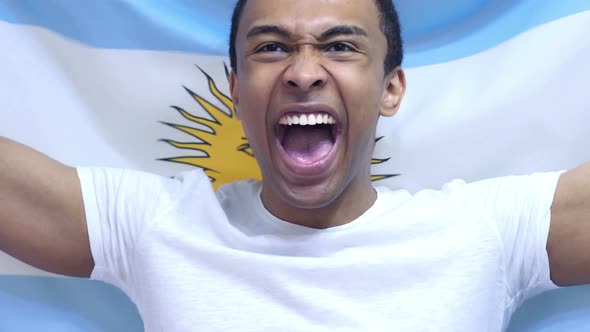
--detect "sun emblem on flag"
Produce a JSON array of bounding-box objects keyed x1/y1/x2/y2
[{"x1": 160, "y1": 64, "x2": 396, "y2": 190}]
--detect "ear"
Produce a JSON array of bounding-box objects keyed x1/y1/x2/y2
[
  {"x1": 229, "y1": 70, "x2": 240, "y2": 119},
  {"x1": 379, "y1": 66, "x2": 406, "y2": 117}
]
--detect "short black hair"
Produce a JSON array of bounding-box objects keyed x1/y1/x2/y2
[{"x1": 229, "y1": 0, "x2": 403, "y2": 75}]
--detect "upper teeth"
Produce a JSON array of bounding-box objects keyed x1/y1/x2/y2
[{"x1": 278, "y1": 113, "x2": 336, "y2": 126}]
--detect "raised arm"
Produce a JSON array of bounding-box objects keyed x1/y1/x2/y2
[
  {"x1": 547, "y1": 162, "x2": 590, "y2": 286},
  {"x1": 0, "y1": 136, "x2": 93, "y2": 277}
]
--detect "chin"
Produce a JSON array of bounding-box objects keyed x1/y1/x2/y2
[{"x1": 277, "y1": 179, "x2": 344, "y2": 210}]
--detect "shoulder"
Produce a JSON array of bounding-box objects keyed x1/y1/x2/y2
[
  {"x1": 373, "y1": 173, "x2": 560, "y2": 224},
  {"x1": 77, "y1": 166, "x2": 213, "y2": 205},
  {"x1": 412, "y1": 171, "x2": 563, "y2": 204}
]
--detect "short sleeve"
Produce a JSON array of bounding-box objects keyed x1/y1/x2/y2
[
  {"x1": 76, "y1": 167, "x2": 187, "y2": 297},
  {"x1": 463, "y1": 171, "x2": 564, "y2": 309}
]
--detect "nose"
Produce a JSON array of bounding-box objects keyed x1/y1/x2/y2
[{"x1": 282, "y1": 51, "x2": 328, "y2": 92}]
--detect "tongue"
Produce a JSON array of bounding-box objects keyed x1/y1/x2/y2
[{"x1": 282, "y1": 126, "x2": 334, "y2": 164}]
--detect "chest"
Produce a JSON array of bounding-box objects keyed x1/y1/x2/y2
[{"x1": 132, "y1": 233, "x2": 509, "y2": 332}]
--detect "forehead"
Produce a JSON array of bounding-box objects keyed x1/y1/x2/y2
[{"x1": 238, "y1": 0, "x2": 382, "y2": 39}]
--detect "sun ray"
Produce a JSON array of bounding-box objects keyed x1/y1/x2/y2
[
  {"x1": 224, "y1": 63, "x2": 231, "y2": 82},
  {"x1": 159, "y1": 139, "x2": 210, "y2": 154},
  {"x1": 197, "y1": 66, "x2": 234, "y2": 113},
  {"x1": 171, "y1": 106, "x2": 216, "y2": 131},
  {"x1": 371, "y1": 157, "x2": 391, "y2": 165},
  {"x1": 370, "y1": 137, "x2": 398, "y2": 180},
  {"x1": 371, "y1": 174, "x2": 398, "y2": 181},
  {"x1": 160, "y1": 122, "x2": 215, "y2": 144},
  {"x1": 183, "y1": 87, "x2": 228, "y2": 124}
]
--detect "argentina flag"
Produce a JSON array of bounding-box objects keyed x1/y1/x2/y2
[{"x1": 1, "y1": 0, "x2": 590, "y2": 331}]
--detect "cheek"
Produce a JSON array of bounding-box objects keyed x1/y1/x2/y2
[
  {"x1": 337, "y1": 71, "x2": 382, "y2": 120},
  {"x1": 335, "y1": 71, "x2": 382, "y2": 155},
  {"x1": 238, "y1": 63, "x2": 286, "y2": 125},
  {"x1": 241, "y1": 63, "x2": 282, "y2": 94},
  {"x1": 238, "y1": 69, "x2": 278, "y2": 120},
  {"x1": 334, "y1": 65, "x2": 381, "y2": 106},
  {"x1": 238, "y1": 71, "x2": 270, "y2": 115},
  {"x1": 236, "y1": 73, "x2": 276, "y2": 159}
]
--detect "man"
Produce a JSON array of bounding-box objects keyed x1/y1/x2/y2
[{"x1": 0, "y1": 0, "x2": 589, "y2": 331}]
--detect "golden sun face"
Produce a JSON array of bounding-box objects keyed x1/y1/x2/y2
[{"x1": 160, "y1": 65, "x2": 396, "y2": 190}]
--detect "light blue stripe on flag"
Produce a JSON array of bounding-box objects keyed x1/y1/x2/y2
[
  {"x1": 0, "y1": 276, "x2": 143, "y2": 331},
  {"x1": 0, "y1": 0, "x2": 589, "y2": 66}
]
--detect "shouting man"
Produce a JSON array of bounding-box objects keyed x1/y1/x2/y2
[{"x1": 1, "y1": 0, "x2": 589, "y2": 331}]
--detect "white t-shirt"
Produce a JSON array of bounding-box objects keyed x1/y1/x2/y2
[{"x1": 77, "y1": 167, "x2": 562, "y2": 332}]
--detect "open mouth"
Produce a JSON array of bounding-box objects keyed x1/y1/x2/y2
[{"x1": 275, "y1": 112, "x2": 341, "y2": 172}]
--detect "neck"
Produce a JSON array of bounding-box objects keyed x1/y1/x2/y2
[{"x1": 260, "y1": 177, "x2": 377, "y2": 229}]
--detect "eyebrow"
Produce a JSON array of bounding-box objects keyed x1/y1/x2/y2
[
  {"x1": 246, "y1": 25, "x2": 291, "y2": 39},
  {"x1": 246, "y1": 24, "x2": 368, "y2": 41},
  {"x1": 317, "y1": 25, "x2": 368, "y2": 42}
]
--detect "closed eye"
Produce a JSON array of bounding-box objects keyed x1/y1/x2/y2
[
  {"x1": 255, "y1": 43, "x2": 287, "y2": 53},
  {"x1": 325, "y1": 43, "x2": 355, "y2": 53}
]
